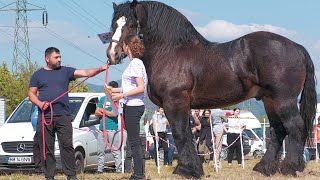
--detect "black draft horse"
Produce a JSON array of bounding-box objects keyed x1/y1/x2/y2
[{"x1": 107, "y1": 0, "x2": 317, "y2": 178}]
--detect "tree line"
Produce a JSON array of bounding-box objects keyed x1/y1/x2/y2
[{"x1": 0, "y1": 62, "x2": 89, "y2": 117}]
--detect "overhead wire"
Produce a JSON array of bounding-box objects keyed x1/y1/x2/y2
[
  {"x1": 70, "y1": 0, "x2": 109, "y2": 30},
  {"x1": 0, "y1": 27, "x2": 44, "y2": 55},
  {"x1": 1, "y1": 1, "x2": 124, "y2": 78},
  {"x1": 43, "y1": 27, "x2": 124, "y2": 73},
  {"x1": 56, "y1": 0, "x2": 105, "y2": 34}
]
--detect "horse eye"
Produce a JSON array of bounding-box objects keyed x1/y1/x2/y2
[{"x1": 129, "y1": 24, "x2": 134, "y2": 29}]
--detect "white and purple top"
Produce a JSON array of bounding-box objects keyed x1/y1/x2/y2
[{"x1": 122, "y1": 58, "x2": 147, "y2": 106}]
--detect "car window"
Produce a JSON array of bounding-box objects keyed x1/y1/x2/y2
[
  {"x1": 7, "y1": 97, "x2": 84, "y2": 123},
  {"x1": 80, "y1": 98, "x2": 99, "y2": 127},
  {"x1": 69, "y1": 97, "x2": 84, "y2": 121}
]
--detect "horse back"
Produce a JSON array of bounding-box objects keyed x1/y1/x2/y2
[{"x1": 189, "y1": 31, "x2": 309, "y2": 108}]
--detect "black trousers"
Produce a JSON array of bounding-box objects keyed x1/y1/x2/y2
[
  {"x1": 227, "y1": 133, "x2": 242, "y2": 164},
  {"x1": 33, "y1": 131, "x2": 42, "y2": 173},
  {"x1": 153, "y1": 132, "x2": 169, "y2": 165},
  {"x1": 124, "y1": 134, "x2": 146, "y2": 172},
  {"x1": 123, "y1": 105, "x2": 145, "y2": 178},
  {"x1": 37, "y1": 115, "x2": 76, "y2": 178}
]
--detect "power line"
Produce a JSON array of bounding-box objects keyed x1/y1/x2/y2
[
  {"x1": 70, "y1": 0, "x2": 109, "y2": 30},
  {"x1": 0, "y1": 27, "x2": 44, "y2": 55},
  {"x1": 42, "y1": 27, "x2": 124, "y2": 74},
  {"x1": 0, "y1": 25, "x2": 43, "y2": 28},
  {"x1": 56, "y1": 0, "x2": 105, "y2": 33}
]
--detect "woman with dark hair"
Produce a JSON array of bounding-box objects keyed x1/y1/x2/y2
[
  {"x1": 198, "y1": 109, "x2": 213, "y2": 163},
  {"x1": 111, "y1": 35, "x2": 147, "y2": 180},
  {"x1": 226, "y1": 108, "x2": 245, "y2": 166}
]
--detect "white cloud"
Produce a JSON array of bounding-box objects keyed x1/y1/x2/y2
[
  {"x1": 178, "y1": 8, "x2": 202, "y2": 21},
  {"x1": 196, "y1": 20, "x2": 298, "y2": 42},
  {"x1": 27, "y1": 21, "x2": 101, "y2": 47},
  {"x1": 0, "y1": 20, "x2": 104, "y2": 52}
]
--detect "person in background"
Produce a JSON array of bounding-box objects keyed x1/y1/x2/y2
[
  {"x1": 167, "y1": 122, "x2": 175, "y2": 166},
  {"x1": 211, "y1": 111, "x2": 224, "y2": 169},
  {"x1": 31, "y1": 104, "x2": 42, "y2": 174},
  {"x1": 226, "y1": 108, "x2": 245, "y2": 166},
  {"x1": 152, "y1": 107, "x2": 170, "y2": 166},
  {"x1": 124, "y1": 109, "x2": 148, "y2": 173},
  {"x1": 95, "y1": 81, "x2": 124, "y2": 173},
  {"x1": 314, "y1": 116, "x2": 320, "y2": 159},
  {"x1": 189, "y1": 110, "x2": 201, "y2": 148},
  {"x1": 198, "y1": 109, "x2": 213, "y2": 163}
]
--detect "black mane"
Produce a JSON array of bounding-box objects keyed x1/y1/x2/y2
[{"x1": 113, "y1": 1, "x2": 210, "y2": 47}]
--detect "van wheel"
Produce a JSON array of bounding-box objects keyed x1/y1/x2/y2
[{"x1": 75, "y1": 151, "x2": 84, "y2": 173}]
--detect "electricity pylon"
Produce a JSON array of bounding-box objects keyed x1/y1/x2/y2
[{"x1": 0, "y1": 0, "x2": 45, "y2": 71}]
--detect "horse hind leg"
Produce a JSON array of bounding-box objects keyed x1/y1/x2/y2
[
  {"x1": 279, "y1": 101, "x2": 307, "y2": 176},
  {"x1": 253, "y1": 98, "x2": 287, "y2": 176}
]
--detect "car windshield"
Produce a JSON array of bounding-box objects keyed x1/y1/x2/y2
[{"x1": 7, "y1": 97, "x2": 84, "y2": 123}]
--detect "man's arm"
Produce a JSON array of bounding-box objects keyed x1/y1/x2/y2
[
  {"x1": 74, "y1": 64, "x2": 109, "y2": 79},
  {"x1": 28, "y1": 87, "x2": 49, "y2": 110},
  {"x1": 95, "y1": 107, "x2": 116, "y2": 118},
  {"x1": 152, "y1": 119, "x2": 157, "y2": 135}
]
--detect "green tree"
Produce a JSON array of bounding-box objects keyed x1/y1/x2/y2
[
  {"x1": 0, "y1": 62, "x2": 38, "y2": 115},
  {"x1": 68, "y1": 79, "x2": 90, "y2": 92}
]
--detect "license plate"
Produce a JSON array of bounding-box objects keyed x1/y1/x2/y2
[{"x1": 8, "y1": 157, "x2": 32, "y2": 164}]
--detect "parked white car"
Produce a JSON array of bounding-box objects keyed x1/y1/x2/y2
[{"x1": 0, "y1": 93, "x2": 120, "y2": 173}]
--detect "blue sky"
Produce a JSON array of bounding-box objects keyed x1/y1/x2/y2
[{"x1": 1, "y1": 0, "x2": 320, "y2": 89}]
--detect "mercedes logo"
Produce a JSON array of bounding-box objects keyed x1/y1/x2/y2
[{"x1": 17, "y1": 143, "x2": 25, "y2": 152}]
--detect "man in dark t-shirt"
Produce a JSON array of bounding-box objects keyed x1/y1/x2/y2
[{"x1": 28, "y1": 47, "x2": 108, "y2": 180}]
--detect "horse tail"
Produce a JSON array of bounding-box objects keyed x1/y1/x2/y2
[{"x1": 299, "y1": 49, "x2": 317, "y2": 145}]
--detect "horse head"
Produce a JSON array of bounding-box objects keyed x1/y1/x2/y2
[{"x1": 107, "y1": 0, "x2": 146, "y2": 65}]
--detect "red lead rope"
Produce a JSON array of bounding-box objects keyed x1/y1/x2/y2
[
  {"x1": 101, "y1": 66, "x2": 125, "y2": 152},
  {"x1": 40, "y1": 68, "x2": 102, "y2": 160}
]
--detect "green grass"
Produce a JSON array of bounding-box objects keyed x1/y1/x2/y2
[{"x1": 1, "y1": 159, "x2": 320, "y2": 179}]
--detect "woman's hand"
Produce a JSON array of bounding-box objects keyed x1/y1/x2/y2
[{"x1": 111, "y1": 92, "x2": 123, "y2": 101}]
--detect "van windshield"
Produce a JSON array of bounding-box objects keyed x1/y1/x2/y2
[
  {"x1": 252, "y1": 128, "x2": 263, "y2": 139},
  {"x1": 7, "y1": 97, "x2": 84, "y2": 123}
]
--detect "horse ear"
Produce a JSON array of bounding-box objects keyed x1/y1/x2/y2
[
  {"x1": 135, "y1": 4, "x2": 147, "y2": 28},
  {"x1": 113, "y1": 2, "x2": 118, "y2": 10}
]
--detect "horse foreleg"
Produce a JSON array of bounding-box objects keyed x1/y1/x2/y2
[
  {"x1": 253, "y1": 98, "x2": 287, "y2": 176},
  {"x1": 163, "y1": 99, "x2": 203, "y2": 178},
  {"x1": 279, "y1": 102, "x2": 306, "y2": 176}
]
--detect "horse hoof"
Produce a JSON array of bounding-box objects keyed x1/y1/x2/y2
[
  {"x1": 279, "y1": 156, "x2": 305, "y2": 176},
  {"x1": 279, "y1": 161, "x2": 304, "y2": 176},
  {"x1": 173, "y1": 164, "x2": 203, "y2": 178},
  {"x1": 253, "y1": 161, "x2": 277, "y2": 176}
]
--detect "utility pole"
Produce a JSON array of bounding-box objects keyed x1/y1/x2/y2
[{"x1": 0, "y1": 0, "x2": 45, "y2": 71}]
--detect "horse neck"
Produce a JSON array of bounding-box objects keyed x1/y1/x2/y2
[{"x1": 141, "y1": 2, "x2": 209, "y2": 47}]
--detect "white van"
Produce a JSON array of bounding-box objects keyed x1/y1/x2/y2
[{"x1": 0, "y1": 93, "x2": 120, "y2": 173}]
